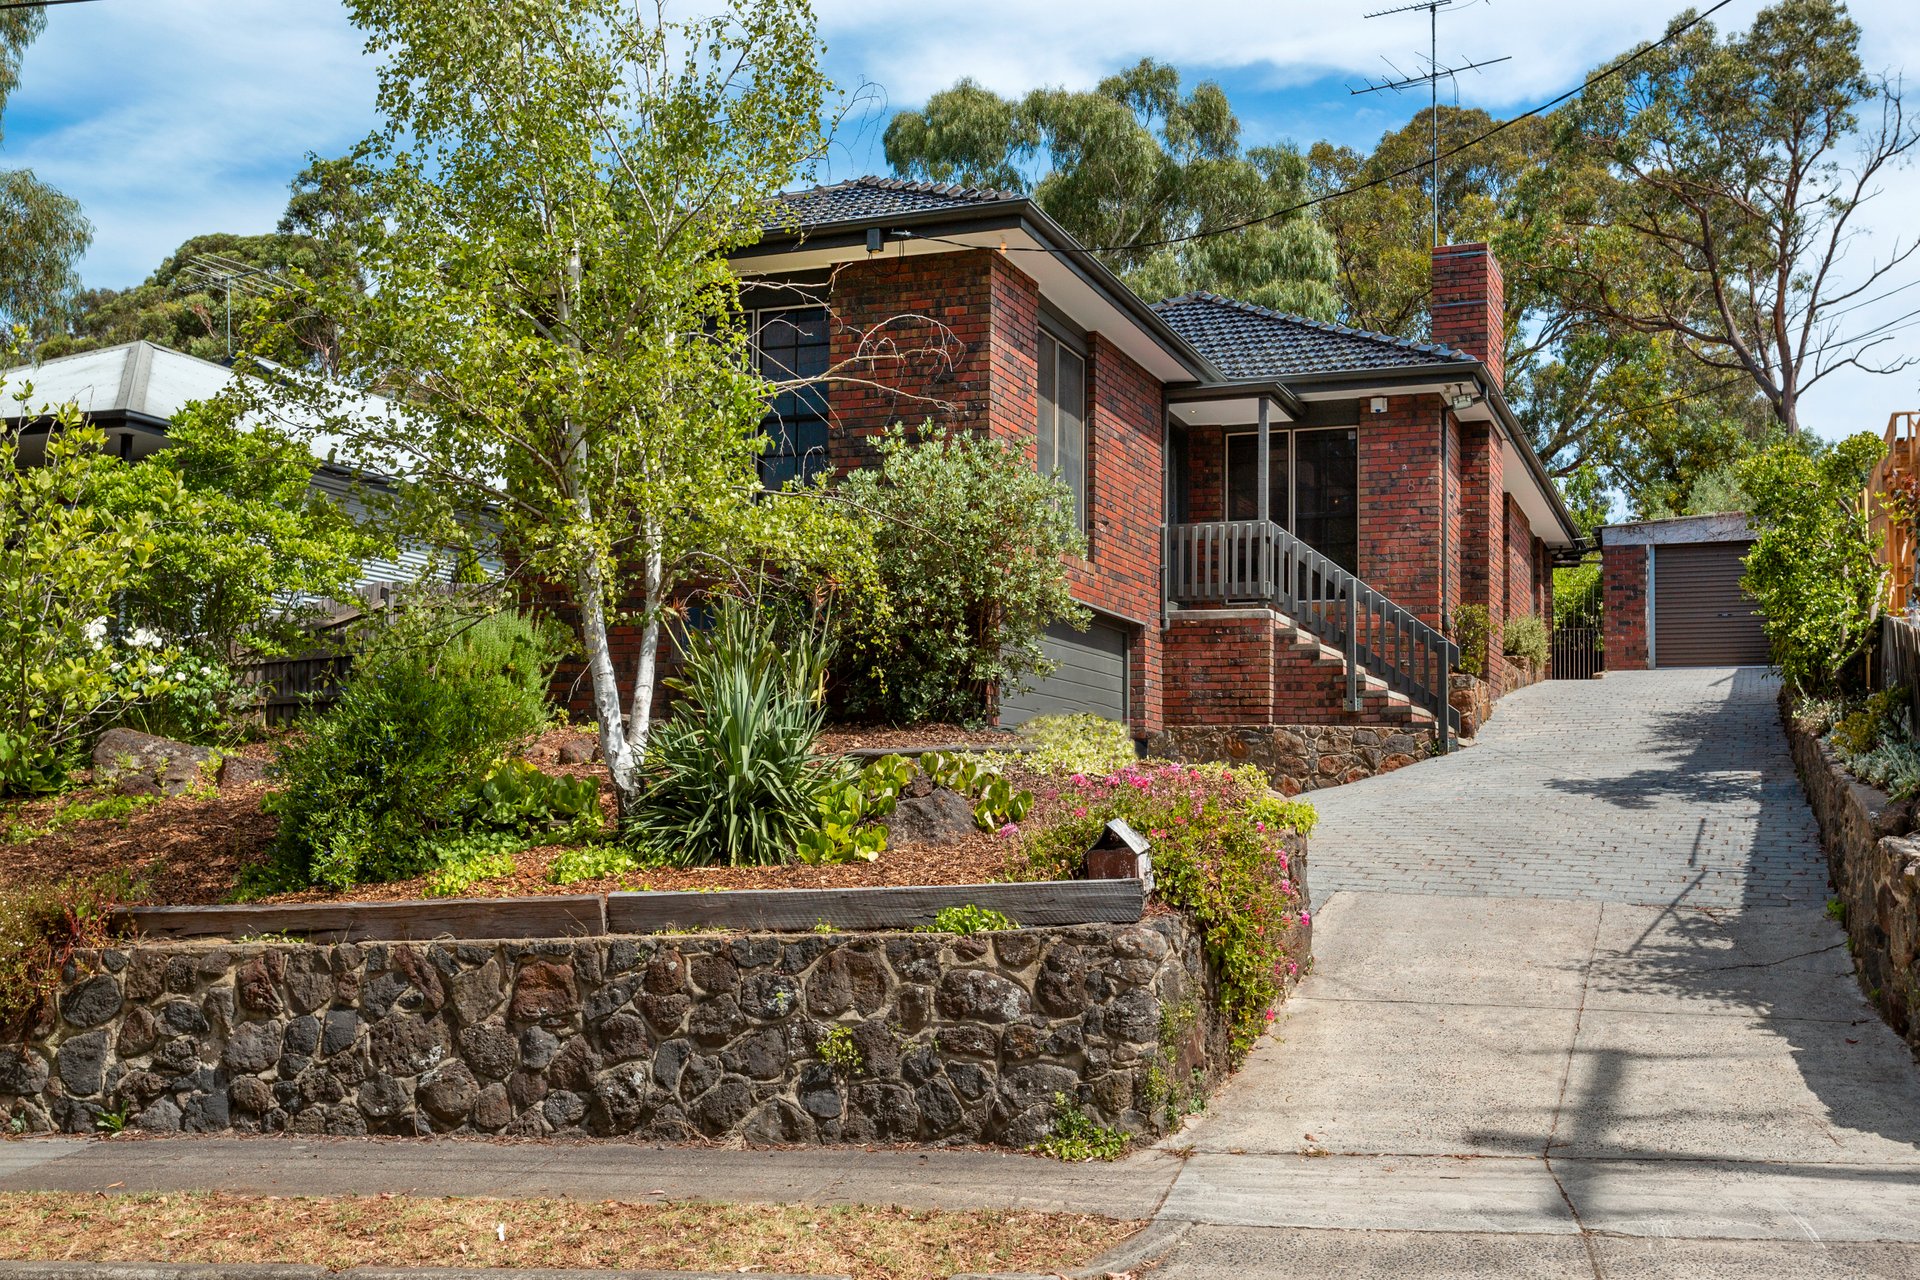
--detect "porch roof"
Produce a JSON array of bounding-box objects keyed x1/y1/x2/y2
[{"x1": 1151, "y1": 292, "x2": 1470, "y2": 379}]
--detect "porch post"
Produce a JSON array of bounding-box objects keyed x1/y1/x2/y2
[{"x1": 1256, "y1": 396, "x2": 1271, "y2": 595}]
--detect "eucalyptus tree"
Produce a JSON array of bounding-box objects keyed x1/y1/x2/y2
[
  {"x1": 0, "y1": 7, "x2": 89, "y2": 336},
  {"x1": 886, "y1": 60, "x2": 1337, "y2": 317},
  {"x1": 1513, "y1": 0, "x2": 1919, "y2": 435},
  {"x1": 254, "y1": 0, "x2": 861, "y2": 817}
]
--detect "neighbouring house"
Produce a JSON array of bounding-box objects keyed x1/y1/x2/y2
[
  {"x1": 574, "y1": 177, "x2": 1580, "y2": 786},
  {"x1": 1598, "y1": 512, "x2": 1768, "y2": 671},
  {"x1": 1, "y1": 339, "x2": 439, "y2": 601}
]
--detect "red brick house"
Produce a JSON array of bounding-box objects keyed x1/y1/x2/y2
[{"x1": 733, "y1": 177, "x2": 1578, "y2": 758}]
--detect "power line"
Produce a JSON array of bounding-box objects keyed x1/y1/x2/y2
[
  {"x1": 903, "y1": 0, "x2": 1741, "y2": 259},
  {"x1": 0, "y1": 1, "x2": 102, "y2": 10}
]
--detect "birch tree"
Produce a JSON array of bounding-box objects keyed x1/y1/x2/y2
[{"x1": 255, "y1": 0, "x2": 857, "y2": 818}]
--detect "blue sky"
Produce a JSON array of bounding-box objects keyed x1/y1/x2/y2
[{"x1": 4, "y1": 0, "x2": 1917, "y2": 436}]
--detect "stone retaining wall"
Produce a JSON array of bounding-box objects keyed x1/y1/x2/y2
[
  {"x1": 0, "y1": 917, "x2": 1255, "y2": 1146},
  {"x1": 1782, "y1": 693, "x2": 1920, "y2": 1054},
  {"x1": 1149, "y1": 724, "x2": 1433, "y2": 795}
]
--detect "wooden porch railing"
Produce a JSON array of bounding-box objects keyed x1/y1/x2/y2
[{"x1": 1165, "y1": 519, "x2": 1461, "y2": 749}]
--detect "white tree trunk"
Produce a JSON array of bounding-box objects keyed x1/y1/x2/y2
[
  {"x1": 575, "y1": 556, "x2": 641, "y2": 814},
  {"x1": 627, "y1": 539, "x2": 665, "y2": 755}
]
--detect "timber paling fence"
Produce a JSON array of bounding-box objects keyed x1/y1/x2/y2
[
  {"x1": 237, "y1": 652, "x2": 353, "y2": 725},
  {"x1": 1880, "y1": 614, "x2": 1920, "y2": 731}
]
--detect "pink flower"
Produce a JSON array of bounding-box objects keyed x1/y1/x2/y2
[
  {"x1": 1255, "y1": 820, "x2": 1267, "y2": 833},
  {"x1": 1070, "y1": 773, "x2": 1088, "y2": 786},
  {"x1": 1264, "y1": 1009, "x2": 1277, "y2": 1022},
  {"x1": 1072, "y1": 806, "x2": 1088, "y2": 818},
  {"x1": 1299, "y1": 910, "x2": 1311, "y2": 925},
  {"x1": 996, "y1": 822, "x2": 1019, "y2": 838}
]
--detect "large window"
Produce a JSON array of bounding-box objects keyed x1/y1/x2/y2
[
  {"x1": 1224, "y1": 427, "x2": 1358, "y2": 572},
  {"x1": 752, "y1": 307, "x2": 830, "y2": 489},
  {"x1": 1037, "y1": 328, "x2": 1088, "y2": 529}
]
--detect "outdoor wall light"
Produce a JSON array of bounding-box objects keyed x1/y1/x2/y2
[
  {"x1": 865, "y1": 228, "x2": 884, "y2": 256},
  {"x1": 1369, "y1": 396, "x2": 1388, "y2": 413}
]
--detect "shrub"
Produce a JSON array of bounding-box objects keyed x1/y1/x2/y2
[
  {"x1": 0, "y1": 873, "x2": 134, "y2": 1033},
  {"x1": 1452, "y1": 604, "x2": 1490, "y2": 678},
  {"x1": 626, "y1": 599, "x2": 839, "y2": 867},
  {"x1": 1006, "y1": 714, "x2": 1136, "y2": 776},
  {"x1": 796, "y1": 754, "x2": 912, "y2": 865},
  {"x1": 259, "y1": 605, "x2": 562, "y2": 889},
  {"x1": 423, "y1": 833, "x2": 522, "y2": 898},
  {"x1": 835, "y1": 425, "x2": 1088, "y2": 724},
  {"x1": 546, "y1": 843, "x2": 639, "y2": 885},
  {"x1": 921, "y1": 903, "x2": 1018, "y2": 935},
  {"x1": 1013, "y1": 762, "x2": 1314, "y2": 1058},
  {"x1": 1824, "y1": 688, "x2": 1920, "y2": 799},
  {"x1": 1552, "y1": 560, "x2": 1601, "y2": 627},
  {"x1": 1740, "y1": 434, "x2": 1885, "y2": 692},
  {"x1": 1502, "y1": 614, "x2": 1550, "y2": 668},
  {"x1": 454, "y1": 758, "x2": 603, "y2": 841}
]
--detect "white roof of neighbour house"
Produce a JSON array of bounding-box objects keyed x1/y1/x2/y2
[{"x1": 0, "y1": 339, "x2": 403, "y2": 474}]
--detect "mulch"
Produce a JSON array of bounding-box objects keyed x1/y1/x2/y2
[{"x1": 0, "y1": 725, "x2": 1049, "y2": 909}]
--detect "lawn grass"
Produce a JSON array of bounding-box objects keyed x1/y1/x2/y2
[{"x1": 0, "y1": 1192, "x2": 1137, "y2": 1279}]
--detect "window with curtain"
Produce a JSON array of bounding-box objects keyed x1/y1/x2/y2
[
  {"x1": 753, "y1": 307, "x2": 830, "y2": 489},
  {"x1": 1037, "y1": 329, "x2": 1088, "y2": 529}
]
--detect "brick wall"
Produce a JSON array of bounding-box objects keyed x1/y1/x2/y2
[
  {"x1": 1460, "y1": 423, "x2": 1502, "y2": 635},
  {"x1": 1431, "y1": 243, "x2": 1505, "y2": 389},
  {"x1": 1162, "y1": 611, "x2": 1420, "y2": 728},
  {"x1": 1356, "y1": 394, "x2": 1450, "y2": 629},
  {"x1": 1077, "y1": 334, "x2": 1166, "y2": 735},
  {"x1": 1603, "y1": 544, "x2": 1650, "y2": 670},
  {"x1": 1503, "y1": 493, "x2": 1539, "y2": 623}
]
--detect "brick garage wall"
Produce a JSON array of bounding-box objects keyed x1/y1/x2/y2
[
  {"x1": 1604, "y1": 544, "x2": 1650, "y2": 671},
  {"x1": 1076, "y1": 335, "x2": 1166, "y2": 735},
  {"x1": 0, "y1": 921, "x2": 1280, "y2": 1148}
]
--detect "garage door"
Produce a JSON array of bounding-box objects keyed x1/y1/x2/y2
[
  {"x1": 999, "y1": 620, "x2": 1130, "y2": 727},
  {"x1": 1653, "y1": 541, "x2": 1769, "y2": 667}
]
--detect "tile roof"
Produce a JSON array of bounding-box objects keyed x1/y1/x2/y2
[
  {"x1": 768, "y1": 176, "x2": 1024, "y2": 229},
  {"x1": 1151, "y1": 292, "x2": 1472, "y2": 380}
]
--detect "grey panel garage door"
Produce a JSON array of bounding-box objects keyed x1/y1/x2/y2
[
  {"x1": 1653, "y1": 541, "x2": 1769, "y2": 667},
  {"x1": 999, "y1": 620, "x2": 1130, "y2": 727}
]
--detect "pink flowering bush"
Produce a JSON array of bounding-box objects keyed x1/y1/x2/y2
[{"x1": 1010, "y1": 761, "x2": 1316, "y2": 1058}]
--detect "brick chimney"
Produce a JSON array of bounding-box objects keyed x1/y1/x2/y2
[{"x1": 1431, "y1": 243, "x2": 1504, "y2": 390}]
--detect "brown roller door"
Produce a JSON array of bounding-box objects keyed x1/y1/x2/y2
[{"x1": 1652, "y1": 541, "x2": 1769, "y2": 667}]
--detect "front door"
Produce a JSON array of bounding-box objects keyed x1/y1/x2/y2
[{"x1": 1224, "y1": 428, "x2": 1359, "y2": 573}]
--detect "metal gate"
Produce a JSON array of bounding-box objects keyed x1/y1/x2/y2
[{"x1": 1551, "y1": 553, "x2": 1604, "y2": 680}]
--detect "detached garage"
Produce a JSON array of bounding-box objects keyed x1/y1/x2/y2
[
  {"x1": 998, "y1": 619, "x2": 1131, "y2": 727},
  {"x1": 1600, "y1": 513, "x2": 1769, "y2": 670}
]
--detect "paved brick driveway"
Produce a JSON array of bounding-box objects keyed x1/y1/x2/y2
[{"x1": 1308, "y1": 667, "x2": 1828, "y2": 910}]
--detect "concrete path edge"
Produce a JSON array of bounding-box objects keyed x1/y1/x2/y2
[{"x1": 953, "y1": 1218, "x2": 1192, "y2": 1279}]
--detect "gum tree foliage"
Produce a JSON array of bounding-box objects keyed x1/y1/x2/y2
[
  {"x1": 885, "y1": 60, "x2": 1338, "y2": 317},
  {"x1": 0, "y1": 9, "x2": 90, "y2": 337},
  {"x1": 1738, "y1": 433, "x2": 1885, "y2": 691},
  {"x1": 1514, "y1": 0, "x2": 1919, "y2": 435},
  {"x1": 39, "y1": 159, "x2": 370, "y2": 370},
  {"x1": 254, "y1": 0, "x2": 868, "y2": 819},
  {"x1": 1311, "y1": 105, "x2": 1775, "y2": 505}
]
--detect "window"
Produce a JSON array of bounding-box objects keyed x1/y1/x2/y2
[
  {"x1": 753, "y1": 307, "x2": 830, "y2": 489},
  {"x1": 1224, "y1": 427, "x2": 1358, "y2": 573},
  {"x1": 1037, "y1": 329, "x2": 1088, "y2": 529}
]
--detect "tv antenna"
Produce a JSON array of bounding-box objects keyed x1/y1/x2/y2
[
  {"x1": 178, "y1": 253, "x2": 289, "y2": 360},
  {"x1": 1351, "y1": 0, "x2": 1511, "y2": 247}
]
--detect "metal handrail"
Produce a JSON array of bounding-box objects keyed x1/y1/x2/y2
[{"x1": 1165, "y1": 519, "x2": 1461, "y2": 748}]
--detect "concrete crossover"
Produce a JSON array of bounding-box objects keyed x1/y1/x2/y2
[{"x1": 1154, "y1": 668, "x2": 1920, "y2": 1276}]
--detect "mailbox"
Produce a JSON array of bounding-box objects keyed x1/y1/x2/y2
[{"x1": 1085, "y1": 817, "x2": 1152, "y2": 891}]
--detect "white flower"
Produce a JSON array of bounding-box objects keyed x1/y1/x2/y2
[
  {"x1": 199, "y1": 665, "x2": 212, "y2": 676},
  {"x1": 131, "y1": 627, "x2": 161, "y2": 649},
  {"x1": 147, "y1": 663, "x2": 164, "y2": 676},
  {"x1": 109, "y1": 662, "x2": 122, "y2": 673},
  {"x1": 82, "y1": 618, "x2": 108, "y2": 646}
]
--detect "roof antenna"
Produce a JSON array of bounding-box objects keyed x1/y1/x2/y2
[
  {"x1": 178, "y1": 253, "x2": 288, "y2": 361},
  {"x1": 1349, "y1": 0, "x2": 1511, "y2": 248}
]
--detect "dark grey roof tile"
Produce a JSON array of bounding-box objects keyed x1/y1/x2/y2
[
  {"x1": 1151, "y1": 292, "x2": 1471, "y2": 379},
  {"x1": 769, "y1": 176, "x2": 1023, "y2": 229}
]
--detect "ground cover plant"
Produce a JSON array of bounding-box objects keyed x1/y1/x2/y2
[
  {"x1": 0, "y1": 1193, "x2": 1136, "y2": 1280},
  {"x1": 1012, "y1": 761, "x2": 1315, "y2": 1057},
  {"x1": 1502, "y1": 614, "x2": 1550, "y2": 669},
  {"x1": 1811, "y1": 686, "x2": 1920, "y2": 800},
  {"x1": 0, "y1": 872, "x2": 134, "y2": 1032}
]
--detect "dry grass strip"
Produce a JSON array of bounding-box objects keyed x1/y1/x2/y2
[{"x1": 0, "y1": 1192, "x2": 1138, "y2": 1280}]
